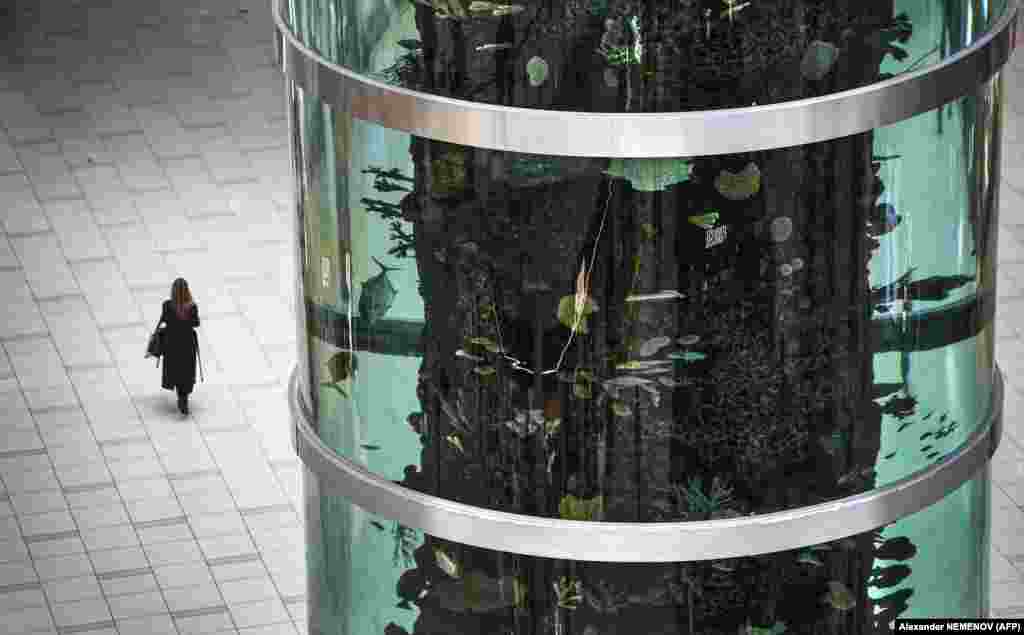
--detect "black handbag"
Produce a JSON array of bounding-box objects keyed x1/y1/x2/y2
[{"x1": 145, "y1": 315, "x2": 164, "y2": 364}]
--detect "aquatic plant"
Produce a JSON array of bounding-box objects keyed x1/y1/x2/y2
[
  {"x1": 604, "y1": 158, "x2": 692, "y2": 192},
  {"x1": 558, "y1": 494, "x2": 604, "y2": 521},
  {"x1": 526, "y1": 56, "x2": 549, "y2": 87},
  {"x1": 553, "y1": 576, "x2": 583, "y2": 610}
]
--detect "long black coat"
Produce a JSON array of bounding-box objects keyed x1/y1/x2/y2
[{"x1": 160, "y1": 300, "x2": 200, "y2": 393}]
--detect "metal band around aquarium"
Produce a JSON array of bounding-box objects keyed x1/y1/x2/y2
[
  {"x1": 289, "y1": 365, "x2": 1003, "y2": 562},
  {"x1": 273, "y1": 2, "x2": 1018, "y2": 158}
]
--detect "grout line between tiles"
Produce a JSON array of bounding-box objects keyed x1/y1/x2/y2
[
  {"x1": 171, "y1": 605, "x2": 230, "y2": 620},
  {"x1": 23, "y1": 529, "x2": 79, "y2": 544},
  {"x1": 58, "y1": 619, "x2": 117, "y2": 634},
  {"x1": 95, "y1": 566, "x2": 152, "y2": 581}
]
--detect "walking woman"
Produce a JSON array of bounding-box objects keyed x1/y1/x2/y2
[{"x1": 160, "y1": 278, "x2": 200, "y2": 415}]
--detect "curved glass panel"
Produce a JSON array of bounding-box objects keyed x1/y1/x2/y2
[
  {"x1": 302, "y1": 466, "x2": 991, "y2": 634},
  {"x1": 289, "y1": 71, "x2": 1002, "y2": 519},
  {"x1": 281, "y1": 0, "x2": 1009, "y2": 111}
]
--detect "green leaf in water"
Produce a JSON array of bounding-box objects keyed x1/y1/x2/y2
[
  {"x1": 554, "y1": 576, "x2": 583, "y2": 610},
  {"x1": 559, "y1": 494, "x2": 604, "y2": 521},
  {"x1": 714, "y1": 163, "x2": 761, "y2": 201},
  {"x1": 446, "y1": 434, "x2": 464, "y2": 454},
  {"x1": 687, "y1": 211, "x2": 720, "y2": 230},
  {"x1": 526, "y1": 56, "x2": 549, "y2": 87},
  {"x1": 434, "y1": 547, "x2": 462, "y2": 578},
  {"x1": 604, "y1": 158, "x2": 692, "y2": 192},
  {"x1": 473, "y1": 366, "x2": 497, "y2": 377},
  {"x1": 467, "y1": 336, "x2": 501, "y2": 353},
  {"x1": 326, "y1": 351, "x2": 357, "y2": 383},
  {"x1": 611, "y1": 400, "x2": 632, "y2": 418},
  {"x1": 557, "y1": 294, "x2": 598, "y2": 333},
  {"x1": 822, "y1": 581, "x2": 856, "y2": 611}
]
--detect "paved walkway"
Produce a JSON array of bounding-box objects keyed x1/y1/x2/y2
[{"x1": 0, "y1": 1, "x2": 1023, "y2": 633}]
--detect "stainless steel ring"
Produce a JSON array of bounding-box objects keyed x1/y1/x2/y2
[
  {"x1": 273, "y1": 2, "x2": 1018, "y2": 158},
  {"x1": 289, "y1": 364, "x2": 1003, "y2": 562}
]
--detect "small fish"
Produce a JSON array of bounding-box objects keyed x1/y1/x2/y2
[
  {"x1": 688, "y1": 211, "x2": 720, "y2": 230},
  {"x1": 473, "y1": 365, "x2": 497, "y2": 377},
  {"x1": 678, "y1": 335, "x2": 700, "y2": 346},
  {"x1": 466, "y1": 336, "x2": 501, "y2": 353},
  {"x1": 712, "y1": 559, "x2": 738, "y2": 572},
  {"x1": 920, "y1": 432, "x2": 933, "y2": 440},
  {"x1": 636, "y1": 335, "x2": 672, "y2": 357},
  {"x1": 603, "y1": 376, "x2": 656, "y2": 389},
  {"x1": 883, "y1": 451, "x2": 897, "y2": 459},
  {"x1": 475, "y1": 42, "x2": 513, "y2": 52},
  {"x1": 797, "y1": 551, "x2": 823, "y2": 566},
  {"x1": 741, "y1": 623, "x2": 787, "y2": 635},
  {"x1": 361, "y1": 444, "x2": 382, "y2": 451},
  {"x1": 359, "y1": 257, "x2": 400, "y2": 324},
  {"x1": 822, "y1": 580, "x2": 856, "y2": 611},
  {"x1": 658, "y1": 377, "x2": 691, "y2": 388},
  {"x1": 939, "y1": 413, "x2": 948, "y2": 423},
  {"x1": 640, "y1": 223, "x2": 657, "y2": 241},
  {"x1": 370, "y1": 520, "x2": 387, "y2": 531},
  {"x1": 455, "y1": 349, "x2": 485, "y2": 362},
  {"x1": 434, "y1": 547, "x2": 461, "y2": 578},
  {"x1": 625, "y1": 290, "x2": 686, "y2": 302},
  {"x1": 800, "y1": 41, "x2": 840, "y2": 81},
  {"x1": 923, "y1": 411, "x2": 934, "y2": 420},
  {"x1": 397, "y1": 39, "x2": 422, "y2": 50},
  {"x1": 668, "y1": 351, "x2": 707, "y2": 363},
  {"x1": 838, "y1": 466, "x2": 873, "y2": 486}
]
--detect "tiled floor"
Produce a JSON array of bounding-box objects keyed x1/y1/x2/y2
[{"x1": 0, "y1": 1, "x2": 1023, "y2": 633}]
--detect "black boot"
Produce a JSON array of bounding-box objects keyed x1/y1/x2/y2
[{"x1": 177, "y1": 394, "x2": 186, "y2": 414}]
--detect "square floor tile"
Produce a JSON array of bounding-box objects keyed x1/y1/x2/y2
[
  {"x1": 173, "y1": 608, "x2": 234, "y2": 635},
  {"x1": 154, "y1": 562, "x2": 215, "y2": 590},
  {"x1": 144, "y1": 538, "x2": 204, "y2": 567},
  {"x1": 89, "y1": 545, "x2": 150, "y2": 575},
  {"x1": 117, "y1": 613, "x2": 179, "y2": 635},
  {"x1": 107, "y1": 590, "x2": 167, "y2": 619},
  {"x1": 33, "y1": 552, "x2": 94, "y2": 582},
  {"x1": 162, "y1": 583, "x2": 223, "y2": 613},
  {"x1": 228, "y1": 597, "x2": 290, "y2": 629},
  {"x1": 99, "y1": 570, "x2": 160, "y2": 598},
  {"x1": 43, "y1": 575, "x2": 103, "y2": 604}
]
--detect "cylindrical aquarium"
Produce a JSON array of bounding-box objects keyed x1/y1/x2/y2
[{"x1": 276, "y1": 0, "x2": 1016, "y2": 632}]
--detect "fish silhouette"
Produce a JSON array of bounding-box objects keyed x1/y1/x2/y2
[{"x1": 359, "y1": 257, "x2": 401, "y2": 324}]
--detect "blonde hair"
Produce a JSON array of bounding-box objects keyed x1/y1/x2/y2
[{"x1": 171, "y1": 278, "x2": 194, "y2": 319}]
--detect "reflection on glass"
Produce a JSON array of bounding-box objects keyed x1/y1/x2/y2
[{"x1": 304, "y1": 472, "x2": 990, "y2": 635}]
